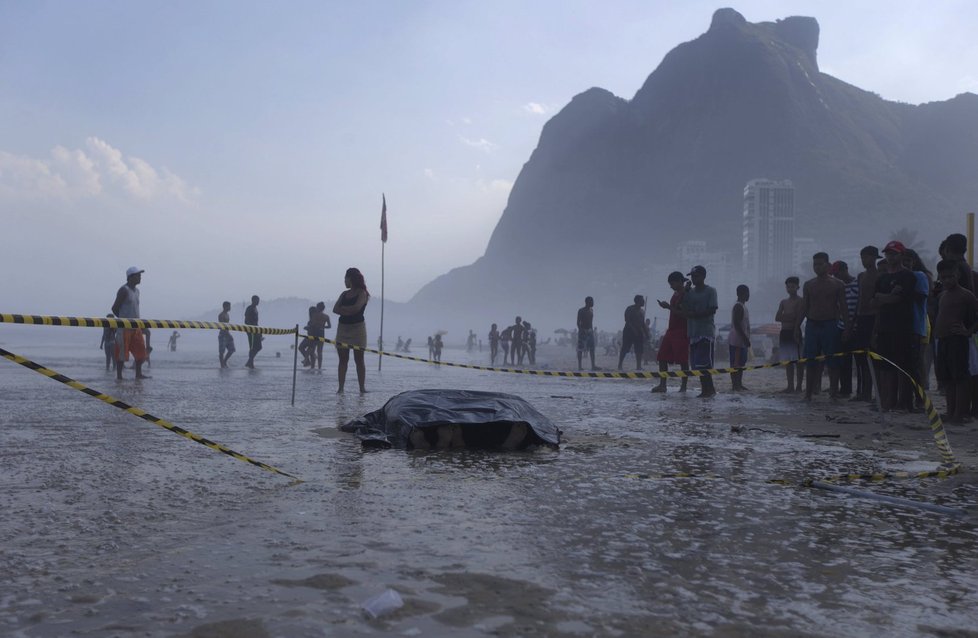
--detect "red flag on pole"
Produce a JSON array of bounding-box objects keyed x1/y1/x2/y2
[{"x1": 380, "y1": 194, "x2": 388, "y2": 243}]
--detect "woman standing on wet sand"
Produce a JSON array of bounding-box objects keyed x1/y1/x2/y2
[{"x1": 332, "y1": 267, "x2": 370, "y2": 394}]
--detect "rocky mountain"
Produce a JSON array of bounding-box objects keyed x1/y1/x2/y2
[{"x1": 410, "y1": 7, "x2": 978, "y2": 333}]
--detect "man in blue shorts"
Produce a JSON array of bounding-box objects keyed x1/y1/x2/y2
[
  {"x1": 577, "y1": 296, "x2": 596, "y2": 370},
  {"x1": 679, "y1": 266, "x2": 718, "y2": 398},
  {"x1": 801, "y1": 252, "x2": 850, "y2": 400}
]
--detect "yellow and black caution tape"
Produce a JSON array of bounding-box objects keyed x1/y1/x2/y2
[
  {"x1": 303, "y1": 332, "x2": 861, "y2": 379},
  {"x1": 0, "y1": 347, "x2": 299, "y2": 481},
  {"x1": 0, "y1": 313, "x2": 295, "y2": 335},
  {"x1": 865, "y1": 350, "x2": 957, "y2": 468},
  {"x1": 303, "y1": 334, "x2": 958, "y2": 470},
  {"x1": 0, "y1": 314, "x2": 960, "y2": 478}
]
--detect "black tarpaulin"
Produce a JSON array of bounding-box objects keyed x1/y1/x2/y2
[{"x1": 341, "y1": 389, "x2": 561, "y2": 449}]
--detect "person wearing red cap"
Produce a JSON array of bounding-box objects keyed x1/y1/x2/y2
[{"x1": 872, "y1": 240, "x2": 918, "y2": 411}]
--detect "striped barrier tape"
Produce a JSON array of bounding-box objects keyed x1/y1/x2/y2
[
  {"x1": 865, "y1": 350, "x2": 957, "y2": 468},
  {"x1": 0, "y1": 314, "x2": 870, "y2": 379},
  {"x1": 0, "y1": 313, "x2": 295, "y2": 335},
  {"x1": 307, "y1": 335, "x2": 960, "y2": 468},
  {"x1": 0, "y1": 347, "x2": 299, "y2": 481},
  {"x1": 0, "y1": 314, "x2": 959, "y2": 472},
  {"x1": 302, "y1": 331, "x2": 866, "y2": 379}
]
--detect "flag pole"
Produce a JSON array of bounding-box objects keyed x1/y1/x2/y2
[
  {"x1": 379, "y1": 239, "x2": 384, "y2": 371},
  {"x1": 378, "y1": 194, "x2": 387, "y2": 371}
]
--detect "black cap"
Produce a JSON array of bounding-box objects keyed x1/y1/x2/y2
[
  {"x1": 687, "y1": 265, "x2": 707, "y2": 276},
  {"x1": 860, "y1": 245, "x2": 881, "y2": 258}
]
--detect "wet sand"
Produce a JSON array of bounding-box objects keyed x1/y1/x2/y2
[
  {"x1": 541, "y1": 344, "x2": 978, "y2": 470},
  {"x1": 1, "y1": 334, "x2": 976, "y2": 637}
]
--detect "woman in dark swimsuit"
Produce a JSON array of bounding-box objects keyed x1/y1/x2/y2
[{"x1": 332, "y1": 267, "x2": 370, "y2": 393}]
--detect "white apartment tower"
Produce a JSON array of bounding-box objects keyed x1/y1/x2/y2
[{"x1": 742, "y1": 179, "x2": 795, "y2": 288}]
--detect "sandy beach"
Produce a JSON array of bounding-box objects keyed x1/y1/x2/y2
[
  {"x1": 531, "y1": 342, "x2": 978, "y2": 473},
  {"x1": 1, "y1": 333, "x2": 976, "y2": 637}
]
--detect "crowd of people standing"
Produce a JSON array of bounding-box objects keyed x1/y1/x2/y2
[
  {"x1": 104, "y1": 230, "x2": 978, "y2": 421},
  {"x1": 641, "y1": 231, "x2": 978, "y2": 421},
  {"x1": 104, "y1": 266, "x2": 372, "y2": 394},
  {"x1": 487, "y1": 317, "x2": 538, "y2": 366}
]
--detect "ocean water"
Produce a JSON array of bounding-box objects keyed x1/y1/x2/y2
[{"x1": 1, "y1": 329, "x2": 976, "y2": 637}]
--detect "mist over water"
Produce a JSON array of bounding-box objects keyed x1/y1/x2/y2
[{"x1": 1, "y1": 331, "x2": 976, "y2": 636}]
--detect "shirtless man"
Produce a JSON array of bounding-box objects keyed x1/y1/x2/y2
[
  {"x1": 576, "y1": 296, "x2": 596, "y2": 370},
  {"x1": 488, "y1": 323, "x2": 500, "y2": 365},
  {"x1": 801, "y1": 252, "x2": 850, "y2": 400},
  {"x1": 729, "y1": 285, "x2": 751, "y2": 391},
  {"x1": 244, "y1": 295, "x2": 261, "y2": 369},
  {"x1": 618, "y1": 295, "x2": 649, "y2": 371},
  {"x1": 500, "y1": 325, "x2": 513, "y2": 365},
  {"x1": 218, "y1": 301, "x2": 235, "y2": 368},
  {"x1": 511, "y1": 317, "x2": 525, "y2": 366},
  {"x1": 775, "y1": 277, "x2": 805, "y2": 392},
  {"x1": 309, "y1": 301, "x2": 332, "y2": 369}
]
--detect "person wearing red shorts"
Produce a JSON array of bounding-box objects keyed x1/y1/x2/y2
[
  {"x1": 651, "y1": 271, "x2": 689, "y2": 393},
  {"x1": 111, "y1": 266, "x2": 150, "y2": 380}
]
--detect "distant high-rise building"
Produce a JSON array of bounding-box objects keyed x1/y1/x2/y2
[{"x1": 742, "y1": 179, "x2": 795, "y2": 288}]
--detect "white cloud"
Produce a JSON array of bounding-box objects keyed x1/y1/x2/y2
[
  {"x1": 85, "y1": 137, "x2": 196, "y2": 202},
  {"x1": 0, "y1": 138, "x2": 197, "y2": 203},
  {"x1": 50, "y1": 145, "x2": 102, "y2": 196},
  {"x1": 423, "y1": 168, "x2": 435, "y2": 180},
  {"x1": 957, "y1": 74, "x2": 978, "y2": 94},
  {"x1": 475, "y1": 178, "x2": 513, "y2": 194},
  {"x1": 522, "y1": 102, "x2": 550, "y2": 115},
  {"x1": 459, "y1": 136, "x2": 499, "y2": 153},
  {"x1": 0, "y1": 151, "x2": 67, "y2": 199},
  {"x1": 489, "y1": 178, "x2": 512, "y2": 192}
]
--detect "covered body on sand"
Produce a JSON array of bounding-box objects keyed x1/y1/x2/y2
[{"x1": 342, "y1": 389, "x2": 562, "y2": 450}]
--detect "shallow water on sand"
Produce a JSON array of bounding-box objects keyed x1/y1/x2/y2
[{"x1": 1, "y1": 331, "x2": 977, "y2": 637}]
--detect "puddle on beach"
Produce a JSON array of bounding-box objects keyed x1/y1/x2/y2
[{"x1": 1, "y1": 337, "x2": 976, "y2": 636}]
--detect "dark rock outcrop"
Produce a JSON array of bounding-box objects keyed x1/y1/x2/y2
[{"x1": 410, "y1": 8, "x2": 978, "y2": 331}]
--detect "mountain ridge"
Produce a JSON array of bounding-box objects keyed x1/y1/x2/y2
[{"x1": 409, "y1": 8, "x2": 978, "y2": 333}]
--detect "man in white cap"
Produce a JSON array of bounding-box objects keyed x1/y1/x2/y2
[{"x1": 111, "y1": 266, "x2": 150, "y2": 380}]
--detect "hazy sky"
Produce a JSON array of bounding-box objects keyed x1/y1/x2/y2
[{"x1": 2, "y1": 0, "x2": 976, "y2": 318}]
